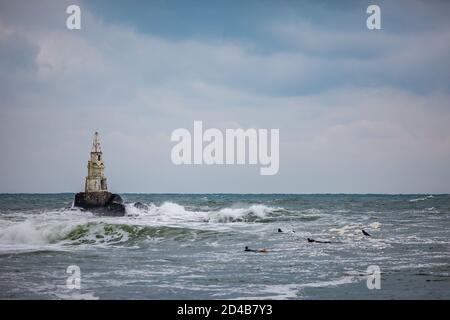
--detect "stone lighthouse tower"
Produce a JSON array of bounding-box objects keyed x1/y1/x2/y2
[
  {"x1": 74, "y1": 132, "x2": 125, "y2": 216},
  {"x1": 85, "y1": 132, "x2": 108, "y2": 192}
]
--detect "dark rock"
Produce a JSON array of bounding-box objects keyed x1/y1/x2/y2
[
  {"x1": 133, "y1": 201, "x2": 148, "y2": 210},
  {"x1": 74, "y1": 191, "x2": 126, "y2": 216}
]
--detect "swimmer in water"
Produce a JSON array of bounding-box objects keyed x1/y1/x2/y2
[
  {"x1": 278, "y1": 228, "x2": 296, "y2": 233},
  {"x1": 245, "y1": 246, "x2": 268, "y2": 253},
  {"x1": 307, "y1": 238, "x2": 331, "y2": 244}
]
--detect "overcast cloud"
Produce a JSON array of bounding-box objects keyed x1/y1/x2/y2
[{"x1": 0, "y1": 0, "x2": 449, "y2": 193}]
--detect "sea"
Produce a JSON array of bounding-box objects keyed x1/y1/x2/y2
[{"x1": 0, "y1": 193, "x2": 449, "y2": 299}]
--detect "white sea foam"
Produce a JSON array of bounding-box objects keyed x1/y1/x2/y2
[
  {"x1": 329, "y1": 222, "x2": 381, "y2": 236},
  {"x1": 329, "y1": 224, "x2": 360, "y2": 235},
  {"x1": 297, "y1": 276, "x2": 357, "y2": 289},
  {"x1": 54, "y1": 290, "x2": 99, "y2": 300},
  {"x1": 0, "y1": 202, "x2": 282, "y2": 252},
  {"x1": 208, "y1": 204, "x2": 278, "y2": 222},
  {"x1": 125, "y1": 201, "x2": 279, "y2": 223},
  {"x1": 0, "y1": 220, "x2": 49, "y2": 245},
  {"x1": 302, "y1": 208, "x2": 323, "y2": 214},
  {"x1": 369, "y1": 222, "x2": 381, "y2": 229},
  {"x1": 125, "y1": 202, "x2": 207, "y2": 223},
  {"x1": 0, "y1": 217, "x2": 86, "y2": 246},
  {"x1": 390, "y1": 262, "x2": 447, "y2": 271},
  {"x1": 234, "y1": 276, "x2": 358, "y2": 300},
  {"x1": 409, "y1": 195, "x2": 434, "y2": 202}
]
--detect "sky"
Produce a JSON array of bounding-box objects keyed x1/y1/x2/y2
[{"x1": 0, "y1": 0, "x2": 450, "y2": 193}]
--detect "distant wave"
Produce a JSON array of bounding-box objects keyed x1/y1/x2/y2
[
  {"x1": 409, "y1": 195, "x2": 434, "y2": 202},
  {"x1": 207, "y1": 204, "x2": 283, "y2": 222}
]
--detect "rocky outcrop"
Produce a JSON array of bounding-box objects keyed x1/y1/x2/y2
[
  {"x1": 74, "y1": 191, "x2": 126, "y2": 216},
  {"x1": 133, "y1": 201, "x2": 148, "y2": 210}
]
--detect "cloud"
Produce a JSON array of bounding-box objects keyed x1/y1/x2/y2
[{"x1": 0, "y1": 0, "x2": 449, "y2": 193}]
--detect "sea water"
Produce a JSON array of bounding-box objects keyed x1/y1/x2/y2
[{"x1": 0, "y1": 194, "x2": 449, "y2": 299}]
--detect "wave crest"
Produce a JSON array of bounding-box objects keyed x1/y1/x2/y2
[
  {"x1": 208, "y1": 204, "x2": 281, "y2": 222},
  {"x1": 126, "y1": 202, "x2": 282, "y2": 223},
  {"x1": 0, "y1": 202, "x2": 284, "y2": 251}
]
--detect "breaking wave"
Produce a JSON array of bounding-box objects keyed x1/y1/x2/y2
[
  {"x1": 0, "y1": 219, "x2": 225, "y2": 249},
  {"x1": 125, "y1": 202, "x2": 283, "y2": 223},
  {"x1": 409, "y1": 195, "x2": 434, "y2": 202},
  {"x1": 64, "y1": 223, "x2": 217, "y2": 245},
  {"x1": 0, "y1": 202, "x2": 284, "y2": 251},
  {"x1": 208, "y1": 204, "x2": 284, "y2": 222}
]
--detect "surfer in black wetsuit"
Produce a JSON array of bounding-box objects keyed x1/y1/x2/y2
[
  {"x1": 245, "y1": 246, "x2": 268, "y2": 253},
  {"x1": 278, "y1": 228, "x2": 295, "y2": 233},
  {"x1": 307, "y1": 238, "x2": 331, "y2": 244},
  {"x1": 362, "y1": 229, "x2": 371, "y2": 237}
]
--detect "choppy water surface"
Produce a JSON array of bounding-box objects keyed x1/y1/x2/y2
[{"x1": 0, "y1": 194, "x2": 449, "y2": 299}]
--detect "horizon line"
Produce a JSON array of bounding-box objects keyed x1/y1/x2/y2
[{"x1": 0, "y1": 192, "x2": 448, "y2": 196}]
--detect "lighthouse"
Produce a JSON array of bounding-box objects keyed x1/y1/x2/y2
[
  {"x1": 85, "y1": 132, "x2": 108, "y2": 192},
  {"x1": 74, "y1": 132, "x2": 125, "y2": 216}
]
